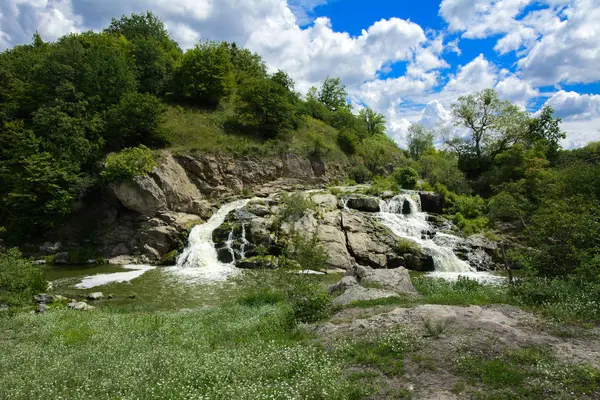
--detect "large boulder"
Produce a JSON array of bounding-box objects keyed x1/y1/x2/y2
[
  {"x1": 110, "y1": 175, "x2": 168, "y2": 216},
  {"x1": 68, "y1": 302, "x2": 95, "y2": 311},
  {"x1": 332, "y1": 286, "x2": 400, "y2": 306},
  {"x1": 34, "y1": 294, "x2": 53, "y2": 304},
  {"x1": 419, "y1": 192, "x2": 445, "y2": 214},
  {"x1": 317, "y1": 224, "x2": 354, "y2": 270},
  {"x1": 352, "y1": 265, "x2": 417, "y2": 294},
  {"x1": 311, "y1": 193, "x2": 339, "y2": 210},
  {"x1": 346, "y1": 197, "x2": 381, "y2": 213}
]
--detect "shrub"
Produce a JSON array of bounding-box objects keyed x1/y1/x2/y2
[
  {"x1": 365, "y1": 175, "x2": 397, "y2": 196},
  {"x1": 284, "y1": 231, "x2": 329, "y2": 273},
  {"x1": 101, "y1": 145, "x2": 157, "y2": 183},
  {"x1": 105, "y1": 92, "x2": 169, "y2": 149},
  {"x1": 278, "y1": 192, "x2": 316, "y2": 222},
  {"x1": 337, "y1": 131, "x2": 359, "y2": 154},
  {"x1": 0, "y1": 248, "x2": 47, "y2": 306},
  {"x1": 392, "y1": 167, "x2": 420, "y2": 189},
  {"x1": 349, "y1": 164, "x2": 372, "y2": 184}
]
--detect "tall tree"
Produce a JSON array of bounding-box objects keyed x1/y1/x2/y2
[
  {"x1": 318, "y1": 77, "x2": 348, "y2": 112},
  {"x1": 105, "y1": 12, "x2": 182, "y2": 95},
  {"x1": 527, "y1": 106, "x2": 565, "y2": 162},
  {"x1": 449, "y1": 88, "x2": 528, "y2": 176},
  {"x1": 407, "y1": 124, "x2": 434, "y2": 160},
  {"x1": 359, "y1": 107, "x2": 386, "y2": 137}
]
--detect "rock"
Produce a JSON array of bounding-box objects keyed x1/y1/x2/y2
[
  {"x1": 87, "y1": 292, "x2": 104, "y2": 301},
  {"x1": 36, "y1": 304, "x2": 48, "y2": 313},
  {"x1": 142, "y1": 245, "x2": 161, "y2": 261},
  {"x1": 39, "y1": 242, "x2": 62, "y2": 254},
  {"x1": 108, "y1": 294, "x2": 114, "y2": 299},
  {"x1": 217, "y1": 247, "x2": 234, "y2": 264},
  {"x1": 140, "y1": 225, "x2": 180, "y2": 255},
  {"x1": 68, "y1": 302, "x2": 95, "y2": 311},
  {"x1": 419, "y1": 192, "x2": 445, "y2": 214},
  {"x1": 54, "y1": 252, "x2": 69, "y2": 264},
  {"x1": 352, "y1": 265, "x2": 417, "y2": 294},
  {"x1": 247, "y1": 203, "x2": 270, "y2": 217},
  {"x1": 404, "y1": 253, "x2": 435, "y2": 272},
  {"x1": 311, "y1": 193, "x2": 338, "y2": 210},
  {"x1": 328, "y1": 276, "x2": 358, "y2": 294},
  {"x1": 110, "y1": 175, "x2": 167, "y2": 216},
  {"x1": 332, "y1": 286, "x2": 400, "y2": 306},
  {"x1": 346, "y1": 197, "x2": 381, "y2": 212},
  {"x1": 150, "y1": 154, "x2": 205, "y2": 215},
  {"x1": 53, "y1": 295, "x2": 68, "y2": 302},
  {"x1": 317, "y1": 224, "x2": 354, "y2": 270},
  {"x1": 0, "y1": 305, "x2": 9, "y2": 312},
  {"x1": 402, "y1": 200, "x2": 412, "y2": 215},
  {"x1": 346, "y1": 232, "x2": 388, "y2": 268},
  {"x1": 32, "y1": 260, "x2": 46, "y2": 265},
  {"x1": 34, "y1": 294, "x2": 53, "y2": 304},
  {"x1": 128, "y1": 294, "x2": 137, "y2": 299}
]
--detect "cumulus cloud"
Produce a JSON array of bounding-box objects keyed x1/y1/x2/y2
[
  {"x1": 518, "y1": 0, "x2": 600, "y2": 85},
  {"x1": 443, "y1": 54, "x2": 497, "y2": 95},
  {"x1": 418, "y1": 100, "x2": 452, "y2": 129},
  {"x1": 494, "y1": 75, "x2": 539, "y2": 106},
  {"x1": 542, "y1": 90, "x2": 600, "y2": 120}
]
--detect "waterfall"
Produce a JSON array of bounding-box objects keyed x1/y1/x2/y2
[
  {"x1": 378, "y1": 194, "x2": 475, "y2": 273},
  {"x1": 168, "y1": 199, "x2": 251, "y2": 281}
]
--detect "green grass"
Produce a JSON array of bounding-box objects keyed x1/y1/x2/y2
[
  {"x1": 455, "y1": 346, "x2": 600, "y2": 399},
  {"x1": 164, "y1": 105, "x2": 349, "y2": 163},
  {"x1": 0, "y1": 302, "x2": 363, "y2": 400}
]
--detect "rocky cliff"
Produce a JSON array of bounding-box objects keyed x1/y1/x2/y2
[{"x1": 51, "y1": 151, "x2": 348, "y2": 263}]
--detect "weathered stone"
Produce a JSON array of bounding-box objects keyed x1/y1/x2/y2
[
  {"x1": 247, "y1": 203, "x2": 270, "y2": 217},
  {"x1": 53, "y1": 295, "x2": 68, "y2": 302},
  {"x1": 311, "y1": 193, "x2": 338, "y2": 210},
  {"x1": 34, "y1": 294, "x2": 53, "y2": 304},
  {"x1": 36, "y1": 304, "x2": 48, "y2": 313},
  {"x1": 87, "y1": 292, "x2": 104, "y2": 301},
  {"x1": 404, "y1": 253, "x2": 435, "y2": 272},
  {"x1": 328, "y1": 276, "x2": 359, "y2": 294},
  {"x1": 54, "y1": 252, "x2": 69, "y2": 264},
  {"x1": 110, "y1": 175, "x2": 167, "y2": 216},
  {"x1": 346, "y1": 197, "x2": 381, "y2": 212},
  {"x1": 217, "y1": 247, "x2": 234, "y2": 264},
  {"x1": 352, "y1": 265, "x2": 417, "y2": 294},
  {"x1": 317, "y1": 224, "x2": 354, "y2": 270},
  {"x1": 68, "y1": 302, "x2": 95, "y2": 311},
  {"x1": 332, "y1": 286, "x2": 400, "y2": 306},
  {"x1": 346, "y1": 232, "x2": 388, "y2": 268},
  {"x1": 237, "y1": 256, "x2": 278, "y2": 269},
  {"x1": 419, "y1": 192, "x2": 445, "y2": 214},
  {"x1": 141, "y1": 225, "x2": 180, "y2": 255}
]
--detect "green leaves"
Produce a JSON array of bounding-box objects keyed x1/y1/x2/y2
[{"x1": 101, "y1": 145, "x2": 157, "y2": 183}]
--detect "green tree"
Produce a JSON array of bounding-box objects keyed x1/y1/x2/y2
[
  {"x1": 357, "y1": 134, "x2": 405, "y2": 174},
  {"x1": 407, "y1": 124, "x2": 434, "y2": 160},
  {"x1": 237, "y1": 71, "x2": 300, "y2": 137},
  {"x1": 173, "y1": 41, "x2": 235, "y2": 106},
  {"x1": 105, "y1": 92, "x2": 168, "y2": 149},
  {"x1": 318, "y1": 77, "x2": 348, "y2": 111},
  {"x1": 526, "y1": 106, "x2": 565, "y2": 162},
  {"x1": 225, "y1": 42, "x2": 267, "y2": 84},
  {"x1": 105, "y1": 12, "x2": 182, "y2": 95},
  {"x1": 392, "y1": 167, "x2": 420, "y2": 189},
  {"x1": 449, "y1": 89, "x2": 528, "y2": 177},
  {"x1": 359, "y1": 107, "x2": 386, "y2": 137}
]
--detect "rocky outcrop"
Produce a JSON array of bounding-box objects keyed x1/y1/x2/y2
[
  {"x1": 419, "y1": 192, "x2": 445, "y2": 214},
  {"x1": 351, "y1": 265, "x2": 417, "y2": 294},
  {"x1": 345, "y1": 197, "x2": 381, "y2": 212}
]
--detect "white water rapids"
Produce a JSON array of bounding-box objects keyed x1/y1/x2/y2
[{"x1": 166, "y1": 198, "x2": 252, "y2": 282}]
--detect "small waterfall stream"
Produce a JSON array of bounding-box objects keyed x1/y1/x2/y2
[
  {"x1": 378, "y1": 194, "x2": 475, "y2": 273},
  {"x1": 168, "y1": 198, "x2": 251, "y2": 281}
]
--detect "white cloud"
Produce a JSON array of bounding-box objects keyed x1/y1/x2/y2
[
  {"x1": 444, "y1": 54, "x2": 498, "y2": 94},
  {"x1": 495, "y1": 75, "x2": 539, "y2": 106},
  {"x1": 0, "y1": 0, "x2": 83, "y2": 47},
  {"x1": 418, "y1": 100, "x2": 452, "y2": 129},
  {"x1": 518, "y1": 0, "x2": 600, "y2": 85},
  {"x1": 542, "y1": 90, "x2": 600, "y2": 120}
]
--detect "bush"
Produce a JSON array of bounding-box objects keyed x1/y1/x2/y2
[
  {"x1": 278, "y1": 192, "x2": 317, "y2": 222},
  {"x1": 349, "y1": 164, "x2": 372, "y2": 184},
  {"x1": 236, "y1": 71, "x2": 300, "y2": 138},
  {"x1": 0, "y1": 248, "x2": 47, "y2": 306},
  {"x1": 356, "y1": 134, "x2": 405, "y2": 174},
  {"x1": 337, "y1": 131, "x2": 359, "y2": 154},
  {"x1": 365, "y1": 175, "x2": 397, "y2": 196},
  {"x1": 172, "y1": 41, "x2": 234, "y2": 106},
  {"x1": 101, "y1": 145, "x2": 157, "y2": 183},
  {"x1": 105, "y1": 92, "x2": 169, "y2": 149},
  {"x1": 392, "y1": 167, "x2": 420, "y2": 189}
]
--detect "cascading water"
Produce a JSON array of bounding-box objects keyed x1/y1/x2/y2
[
  {"x1": 378, "y1": 194, "x2": 475, "y2": 273},
  {"x1": 168, "y1": 198, "x2": 251, "y2": 281}
]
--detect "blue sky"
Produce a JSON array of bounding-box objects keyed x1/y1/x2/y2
[{"x1": 1, "y1": 0, "x2": 600, "y2": 148}]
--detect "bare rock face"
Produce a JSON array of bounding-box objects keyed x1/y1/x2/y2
[
  {"x1": 419, "y1": 192, "x2": 445, "y2": 214},
  {"x1": 110, "y1": 175, "x2": 168, "y2": 216}
]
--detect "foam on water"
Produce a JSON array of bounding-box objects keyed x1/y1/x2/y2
[{"x1": 75, "y1": 265, "x2": 156, "y2": 289}]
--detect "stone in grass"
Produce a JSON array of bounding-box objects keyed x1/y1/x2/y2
[
  {"x1": 36, "y1": 304, "x2": 48, "y2": 313},
  {"x1": 53, "y1": 295, "x2": 69, "y2": 302},
  {"x1": 332, "y1": 286, "x2": 400, "y2": 306},
  {"x1": 68, "y1": 302, "x2": 95, "y2": 311},
  {"x1": 87, "y1": 292, "x2": 104, "y2": 301},
  {"x1": 34, "y1": 294, "x2": 53, "y2": 304}
]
